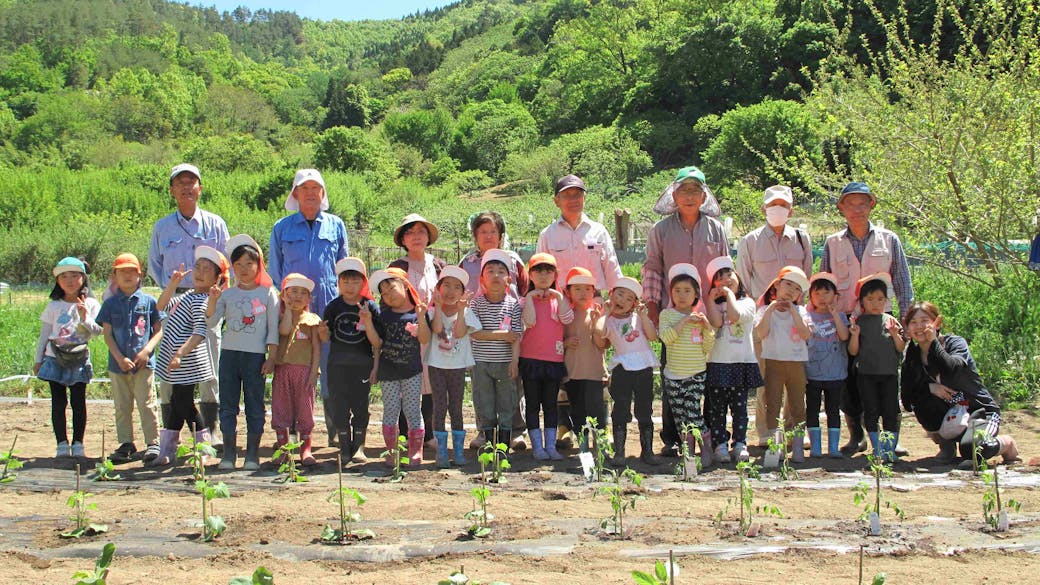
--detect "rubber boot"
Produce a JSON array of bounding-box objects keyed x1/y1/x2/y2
[
  {"x1": 407, "y1": 428, "x2": 425, "y2": 466},
  {"x1": 868, "y1": 431, "x2": 881, "y2": 457},
  {"x1": 699, "y1": 430, "x2": 713, "y2": 468},
  {"x1": 338, "y1": 431, "x2": 353, "y2": 465},
  {"x1": 639, "y1": 424, "x2": 660, "y2": 466},
  {"x1": 199, "y1": 402, "x2": 222, "y2": 453},
  {"x1": 791, "y1": 430, "x2": 806, "y2": 462},
  {"x1": 610, "y1": 424, "x2": 627, "y2": 467},
  {"x1": 149, "y1": 429, "x2": 179, "y2": 466},
  {"x1": 350, "y1": 427, "x2": 368, "y2": 463},
  {"x1": 243, "y1": 433, "x2": 261, "y2": 470},
  {"x1": 218, "y1": 432, "x2": 237, "y2": 470},
  {"x1": 881, "y1": 432, "x2": 899, "y2": 462},
  {"x1": 300, "y1": 434, "x2": 315, "y2": 466},
  {"x1": 544, "y1": 428, "x2": 563, "y2": 461},
  {"x1": 382, "y1": 425, "x2": 399, "y2": 467},
  {"x1": 194, "y1": 428, "x2": 212, "y2": 465},
  {"x1": 530, "y1": 429, "x2": 549, "y2": 460},
  {"x1": 828, "y1": 428, "x2": 844, "y2": 459},
  {"x1": 808, "y1": 427, "x2": 822, "y2": 458},
  {"x1": 840, "y1": 414, "x2": 867, "y2": 456},
  {"x1": 498, "y1": 429, "x2": 512, "y2": 455},
  {"x1": 451, "y1": 430, "x2": 469, "y2": 466},
  {"x1": 273, "y1": 429, "x2": 289, "y2": 466},
  {"x1": 434, "y1": 430, "x2": 450, "y2": 469}
]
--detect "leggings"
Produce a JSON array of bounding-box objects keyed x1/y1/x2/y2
[
  {"x1": 806, "y1": 379, "x2": 844, "y2": 429},
  {"x1": 382, "y1": 374, "x2": 423, "y2": 429},
  {"x1": 662, "y1": 372, "x2": 707, "y2": 436},
  {"x1": 858, "y1": 373, "x2": 900, "y2": 433},
  {"x1": 166, "y1": 383, "x2": 205, "y2": 432},
  {"x1": 706, "y1": 385, "x2": 750, "y2": 447},
  {"x1": 50, "y1": 381, "x2": 87, "y2": 444},
  {"x1": 522, "y1": 373, "x2": 561, "y2": 431},
  {"x1": 429, "y1": 366, "x2": 466, "y2": 432}
]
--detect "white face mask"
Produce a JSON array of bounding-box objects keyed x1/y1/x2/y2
[{"x1": 765, "y1": 206, "x2": 790, "y2": 227}]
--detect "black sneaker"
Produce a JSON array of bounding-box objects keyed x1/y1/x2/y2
[
  {"x1": 143, "y1": 442, "x2": 161, "y2": 463},
  {"x1": 110, "y1": 442, "x2": 137, "y2": 464}
]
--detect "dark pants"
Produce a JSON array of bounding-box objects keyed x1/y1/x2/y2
[
  {"x1": 706, "y1": 385, "x2": 749, "y2": 447},
  {"x1": 429, "y1": 366, "x2": 466, "y2": 432},
  {"x1": 609, "y1": 366, "x2": 653, "y2": 425},
  {"x1": 565, "y1": 379, "x2": 606, "y2": 433},
  {"x1": 858, "y1": 373, "x2": 900, "y2": 433},
  {"x1": 522, "y1": 370, "x2": 561, "y2": 431},
  {"x1": 327, "y1": 362, "x2": 371, "y2": 435},
  {"x1": 167, "y1": 383, "x2": 204, "y2": 432},
  {"x1": 50, "y1": 381, "x2": 86, "y2": 444},
  {"x1": 806, "y1": 379, "x2": 844, "y2": 429},
  {"x1": 218, "y1": 349, "x2": 267, "y2": 436},
  {"x1": 840, "y1": 353, "x2": 862, "y2": 419}
]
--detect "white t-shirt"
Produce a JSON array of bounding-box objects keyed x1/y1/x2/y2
[
  {"x1": 708, "y1": 296, "x2": 758, "y2": 364},
  {"x1": 36, "y1": 298, "x2": 102, "y2": 362},
  {"x1": 754, "y1": 304, "x2": 810, "y2": 362},
  {"x1": 426, "y1": 307, "x2": 482, "y2": 369},
  {"x1": 604, "y1": 313, "x2": 660, "y2": 371}
]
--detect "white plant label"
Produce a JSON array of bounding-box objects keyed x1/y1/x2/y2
[
  {"x1": 868, "y1": 512, "x2": 882, "y2": 536},
  {"x1": 579, "y1": 452, "x2": 595, "y2": 481}
]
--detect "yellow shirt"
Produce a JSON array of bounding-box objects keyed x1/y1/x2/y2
[{"x1": 658, "y1": 308, "x2": 715, "y2": 379}]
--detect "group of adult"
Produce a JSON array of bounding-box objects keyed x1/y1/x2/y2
[{"x1": 146, "y1": 162, "x2": 1015, "y2": 465}]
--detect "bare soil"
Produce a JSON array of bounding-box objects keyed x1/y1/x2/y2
[{"x1": 1, "y1": 400, "x2": 1039, "y2": 584}]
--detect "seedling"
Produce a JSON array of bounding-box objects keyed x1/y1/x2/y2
[
  {"x1": 478, "y1": 432, "x2": 510, "y2": 484},
  {"x1": 229, "y1": 567, "x2": 274, "y2": 585},
  {"x1": 464, "y1": 485, "x2": 493, "y2": 538},
  {"x1": 981, "y1": 463, "x2": 1021, "y2": 531},
  {"x1": 91, "y1": 429, "x2": 121, "y2": 481},
  {"x1": 717, "y1": 461, "x2": 781, "y2": 536},
  {"x1": 763, "y1": 431, "x2": 784, "y2": 470},
  {"x1": 72, "y1": 542, "x2": 115, "y2": 585},
  {"x1": 322, "y1": 455, "x2": 374, "y2": 543},
  {"x1": 196, "y1": 479, "x2": 230, "y2": 541},
  {"x1": 380, "y1": 434, "x2": 408, "y2": 482},
  {"x1": 61, "y1": 464, "x2": 109, "y2": 538},
  {"x1": 1, "y1": 435, "x2": 23, "y2": 483},
  {"x1": 581, "y1": 417, "x2": 613, "y2": 482},
  {"x1": 177, "y1": 427, "x2": 216, "y2": 482},
  {"x1": 674, "y1": 423, "x2": 702, "y2": 481},
  {"x1": 437, "y1": 565, "x2": 509, "y2": 585},
  {"x1": 631, "y1": 550, "x2": 679, "y2": 584},
  {"x1": 597, "y1": 467, "x2": 644, "y2": 538},
  {"x1": 853, "y1": 433, "x2": 905, "y2": 532},
  {"x1": 773, "y1": 424, "x2": 803, "y2": 480},
  {"x1": 273, "y1": 439, "x2": 308, "y2": 483}
]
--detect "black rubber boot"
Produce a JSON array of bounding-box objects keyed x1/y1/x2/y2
[
  {"x1": 638, "y1": 424, "x2": 660, "y2": 465},
  {"x1": 840, "y1": 414, "x2": 867, "y2": 456},
  {"x1": 611, "y1": 424, "x2": 627, "y2": 467},
  {"x1": 243, "y1": 433, "x2": 261, "y2": 471},
  {"x1": 218, "y1": 432, "x2": 237, "y2": 470}
]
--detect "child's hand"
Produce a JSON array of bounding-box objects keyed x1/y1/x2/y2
[
  {"x1": 261, "y1": 357, "x2": 275, "y2": 375},
  {"x1": 885, "y1": 316, "x2": 903, "y2": 337},
  {"x1": 565, "y1": 336, "x2": 580, "y2": 349},
  {"x1": 308, "y1": 370, "x2": 319, "y2": 394},
  {"x1": 33, "y1": 362, "x2": 41, "y2": 376},
  {"x1": 415, "y1": 301, "x2": 428, "y2": 316},
  {"x1": 508, "y1": 361, "x2": 519, "y2": 380},
  {"x1": 711, "y1": 287, "x2": 728, "y2": 302},
  {"x1": 316, "y1": 320, "x2": 330, "y2": 341},
  {"x1": 457, "y1": 290, "x2": 474, "y2": 308},
  {"x1": 119, "y1": 356, "x2": 135, "y2": 373},
  {"x1": 208, "y1": 284, "x2": 222, "y2": 302},
  {"x1": 848, "y1": 316, "x2": 860, "y2": 337},
  {"x1": 635, "y1": 301, "x2": 648, "y2": 316},
  {"x1": 170, "y1": 263, "x2": 191, "y2": 283},
  {"x1": 359, "y1": 304, "x2": 372, "y2": 323},
  {"x1": 548, "y1": 288, "x2": 564, "y2": 301},
  {"x1": 132, "y1": 349, "x2": 150, "y2": 370},
  {"x1": 771, "y1": 299, "x2": 791, "y2": 312},
  {"x1": 692, "y1": 311, "x2": 710, "y2": 328},
  {"x1": 75, "y1": 299, "x2": 88, "y2": 321},
  {"x1": 367, "y1": 367, "x2": 378, "y2": 386},
  {"x1": 168, "y1": 353, "x2": 182, "y2": 372}
]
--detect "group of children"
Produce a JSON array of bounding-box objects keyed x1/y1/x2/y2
[{"x1": 36, "y1": 240, "x2": 908, "y2": 471}]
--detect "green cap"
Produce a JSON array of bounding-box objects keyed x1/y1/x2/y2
[{"x1": 674, "y1": 166, "x2": 705, "y2": 184}]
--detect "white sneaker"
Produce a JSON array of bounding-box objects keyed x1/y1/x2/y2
[
  {"x1": 714, "y1": 444, "x2": 731, "y2": 463},
  {"x1": 733, "y1": 443, "x2": 750, "y2": 462},
  {"x1": 71, "y1": 442, "x2": 85, "y2": 457},
  {"x1": 56, "y1": 441, "x2": 71, "y2": 458}
]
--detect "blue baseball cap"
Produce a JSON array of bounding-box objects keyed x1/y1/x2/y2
[
  {"x1": 838, "y1": 182, "x2": 876, "y2": 205},
  {"x1": 53, "y1": 257, "x2": 87, "y2": 276}
]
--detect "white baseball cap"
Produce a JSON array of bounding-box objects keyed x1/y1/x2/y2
[
  {"x1": 763, "y1": 185, "x2": 793, "y2": 206},
  {"x1": 335, "y1": 257, "x2": 367, "y2": 277},
  {"x1": 438, "y1": 265, "x2": 470, "y2": 288},
  {"x1": 170, "y1": 163, "x2": 201, "y2": 183},
  {"x1": 285, "y1": 169, "x2": 329, "y2": 212}
]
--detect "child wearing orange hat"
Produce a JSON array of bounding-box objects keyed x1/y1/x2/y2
[
  {"x1": 519, "y1": 253, "x2": 574, "y2": 461},
  {"x1": 97, "y1": 253, "x2": 163, "y2": 464},
  {"x1": 561, "y1": 267, "x2": 607, "y2": 451}
]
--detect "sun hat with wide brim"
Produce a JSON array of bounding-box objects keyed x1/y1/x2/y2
[
  {"x1": 653, "y1": 165, "x2": 722, "y2": 217},
  {"x1": 393, "y1": 214, "x2": 439, "y2": 248}
]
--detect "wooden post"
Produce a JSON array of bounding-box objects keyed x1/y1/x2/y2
[{"x1": 614, "y1": 209, "x2": 630, "y2": 251}]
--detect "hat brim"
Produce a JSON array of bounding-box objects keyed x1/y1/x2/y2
[
  {"x1": 393, "y1": 220, "x2": 439, "y2": 248},
  {"x1": 654, "y1": 182, "x2": 722, "y2": 217}
]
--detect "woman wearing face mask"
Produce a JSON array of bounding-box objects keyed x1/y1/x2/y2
[{"x1": 735, "y1": 185, "x2": 813, "y2": 449}]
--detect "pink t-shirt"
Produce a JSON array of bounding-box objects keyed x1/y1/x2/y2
[{"x1": 520, "y1": 295, "x2": 573, "y2": 362}]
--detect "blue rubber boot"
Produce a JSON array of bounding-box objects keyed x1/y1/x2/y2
[
  {"x1": 828, "y1": 428, "x2": 843, "y2": 458},
  {"x1": 434, "y1": 430, "x2": 450, "y2": 469},
  {"x1": 882, "y1": 432, "x2": 899, "y2": 463},
  {"x1": 451, "y1": 429, "x2": 469, "y2": 466},
  {"x1": 808, "y1": 427, "x2": 823, "y2": 458},
  {"x1": 868, "y1": 432, "x2": 881, "y2": 458}
]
